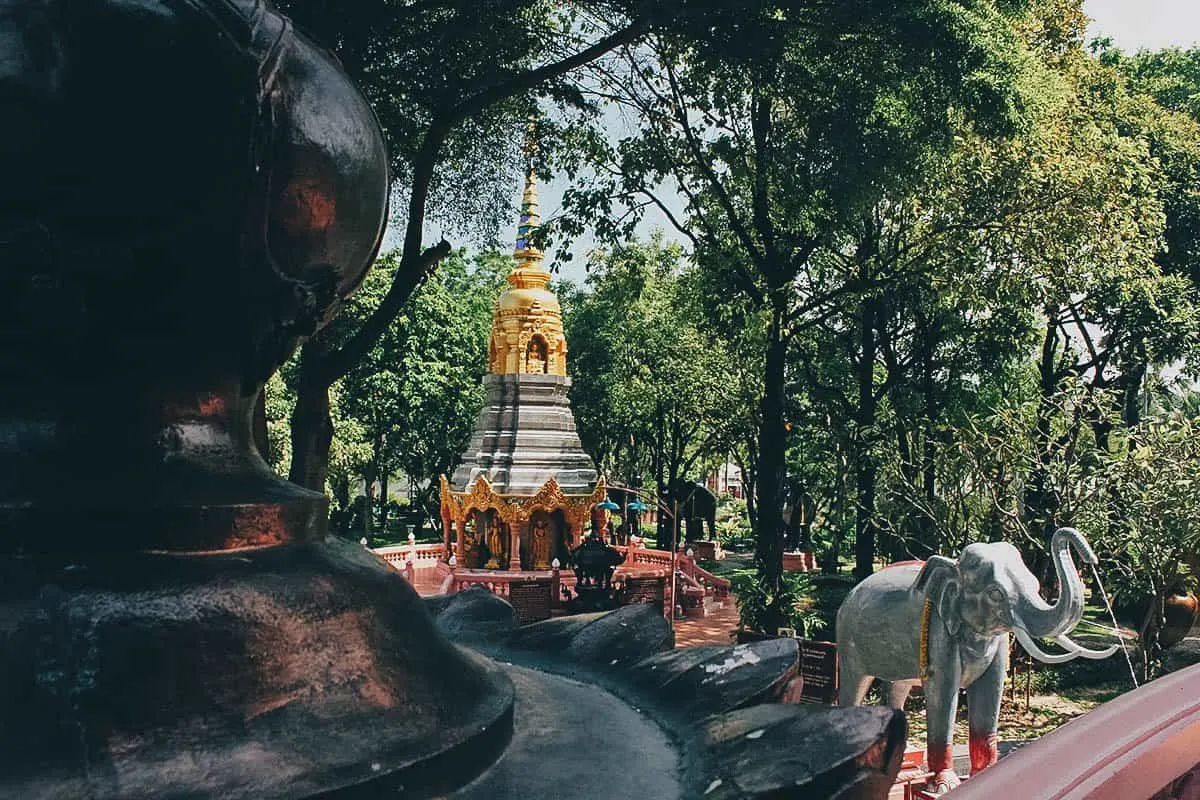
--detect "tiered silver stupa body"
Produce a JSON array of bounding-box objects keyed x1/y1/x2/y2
[{"x1": 450, "y1": 373, "x2": 598, "y2": 495}]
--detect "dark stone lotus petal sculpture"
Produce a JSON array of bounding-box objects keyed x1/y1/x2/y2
[{"x1": 427, "y1": 595, "x2": 907, "y2": 798}]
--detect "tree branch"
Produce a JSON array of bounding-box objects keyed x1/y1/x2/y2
[
  {"x1": 450, "y1": 16, "x2": 655, "y2": 127},
  {"x1": 313, "y1": 13, "x2": 658, "y2": 387},
  {"x1": 317, "y1": 237, "x2": 453, "y2": 385}
]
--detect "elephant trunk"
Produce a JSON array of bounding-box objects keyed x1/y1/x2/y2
[{"x1": 1016, "y1": 527, "x2": 1093, "y2": 640}]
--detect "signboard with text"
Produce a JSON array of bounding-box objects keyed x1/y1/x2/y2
[
  {"x1": 796, "y1": 639, "x2": 838, "y2": 705},
  {"x1": 508, "y1": 581, "x2": 551, "y2": 624}
]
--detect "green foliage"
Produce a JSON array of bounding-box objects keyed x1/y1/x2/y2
[
  {"x1": 269, "y1": 363, "x2": 373, "y2": 504},
  {"x1": 1098, "y1": 44, "x2": 1200, "y2": 290},
  {"x1": 715, "y1": 497, "x2": 753, "y2": 548},
  {"x1": 563, "y1": 236, "x2": 742, "y2": 492},
  {"x1": 271, "y1": 249, "x2": 508, "y2": 523},
  {"x1": 551, "y1": 0, "x2": 1045, "y2": 607},
  {"x1": 1079, "y1": 413, "x2": 1200, "y2": 608},
  {"x1": 730, "y1": 569, "x2": 850, "y2": 639},
  {"x1": 730, "y1": 569, "x2": 820, "y2": 637}
]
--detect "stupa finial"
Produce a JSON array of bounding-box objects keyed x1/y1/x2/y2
[{"x1": 514, "y1": 122, "x2": 545, "y2": 272}]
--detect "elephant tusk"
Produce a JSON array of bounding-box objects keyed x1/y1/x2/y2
[
  {"x1": 1054, "y1": 634, "x2": 1120, "y2": 660},
  {"x1": 1014, "y1": 626, "x2": 1080, "y2": 664}
]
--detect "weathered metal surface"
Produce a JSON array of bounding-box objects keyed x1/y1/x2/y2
[
  {"x1": 0, "y1": 539, "x2": 516, "y2": 798},
  {"x1": 0, "y1": 0, "x2": 390, "y2": 554},
  {"x1": 0, "y1": 2, "x2": 514, "y2": 796}
]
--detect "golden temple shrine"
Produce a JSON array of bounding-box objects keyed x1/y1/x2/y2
[{"x1": 439, "y1": 164, "x2": 604, "y2": 570}]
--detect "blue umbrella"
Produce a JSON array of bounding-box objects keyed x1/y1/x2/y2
[
  {"x1": 626, "y1": 500, "x2": 650, "y2": 512},
  {"x1": 595, "y1": 499, "x2": 620, "y2": 511}
]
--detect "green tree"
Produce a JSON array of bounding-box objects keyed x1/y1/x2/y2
[
  {"x1": 564, "y1": 236, "x2": 740, "y2": 546},
  {"x1": 271, "y1": 0, "x2": 659, "y2": 493},
  {"x1": 1078, "y1": 412, "x2": 1200, "y2": 679},
  {"x1": 337, "y1": 249, "x2": 508, "y2": 532},
  {"x1": 555, "y1": 1, "x2": 1036, "y2": 627},
  {"x1": 1098, "y1": 44, "x2": 1200, "y2": 302}
]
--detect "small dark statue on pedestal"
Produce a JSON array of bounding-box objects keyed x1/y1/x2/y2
[
  {"x1": 569, "y1": 536, "x2": 626, "y2": 611},
  {"x1": 1, "y1": 2, "x2": 911, "y2": 798}
]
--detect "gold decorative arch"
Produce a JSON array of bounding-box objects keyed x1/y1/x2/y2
[{"x1": 439, "y1": 473, "x2": 606, "y2": 533}]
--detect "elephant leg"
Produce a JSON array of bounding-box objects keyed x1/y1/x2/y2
[
  {"x1": 837, "y1": 655, "x2": 872, "y2": 707},
  {"x1": 888, "y1": 679, "x2": 917, "y2": 710},
  {"x1": 924, "y1": 665, "x2": 963, "y2": 793},
  {"x1": 965, "y1": 646, "x2": 1007, "y2": 775}
]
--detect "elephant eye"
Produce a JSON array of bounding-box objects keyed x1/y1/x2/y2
[{"x1": 987, "y1": 586, "x2": 1005, "y2": 603}]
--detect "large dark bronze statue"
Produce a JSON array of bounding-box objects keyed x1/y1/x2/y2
[
  {"x1": 0, "y1": 2, "x2": 512, "y2": 796},
  {"x1": 668, "y1": 478, "x2": 718, "y2": 541},
  {"x1": 0, "y1": 3, "x2": 913, "y2": 798}
]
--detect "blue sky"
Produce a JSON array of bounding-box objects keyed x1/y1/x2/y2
[{"x1": 1086, "y1": 0, "x2": 1199, "y2": 52}]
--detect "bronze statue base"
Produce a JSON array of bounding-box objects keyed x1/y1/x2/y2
[{"x1": 0, "y1": 539, "x2": 513, "y2": 799}]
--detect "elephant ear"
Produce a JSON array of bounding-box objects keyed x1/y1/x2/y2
[{"x1": 913, "y1": 555, "x2": 962, "y2": 637}]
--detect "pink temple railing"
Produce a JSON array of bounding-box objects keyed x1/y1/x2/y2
[
  {"x1": 684, "y1": 558, "x2": 732, "y2": 600},
  {"x1": 374, "y1": 541, "x2": 730, "y2": 621},
  {"x1": 613, "y1": 545, "x2": 673, "y2": 569},
  {"x1": 373, "y1": 543, "x2": 443, "y2": 570},
  {"x1": 950, "y1": 661, "x2": 1200, "y2": 800}
]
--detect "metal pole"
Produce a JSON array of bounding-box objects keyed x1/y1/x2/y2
[
  {"x1": 670, "y1": 496, "x2": 679, "y2": 631},
  {"x1": 622, "y1": 497, "x2": 629, "y2": 545}
]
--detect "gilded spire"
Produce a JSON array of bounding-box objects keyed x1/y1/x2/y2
[
  {"x1": 514, "y1": 166, "x2": 544, "y2": 272},
  {"x1": 505, "y1": 136, "x2": 551, "y2": 292},
  {"x1": 486, "y1": 131, "x2": 567, "y2": 377}
]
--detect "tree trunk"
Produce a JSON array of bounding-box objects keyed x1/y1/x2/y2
[
  {"x1": 1026, "y1": 316, "x2": 1061, "y2": 548},
  {"x1": 753, "y1": 294, "x2": 788, "y2": 633},
  {"x1": 823, "y1": 440, "x2": 848, "y2": 574},
  {"x1": 654, "y1": 403, "x2": 670, "y2": 550},
  {"x1": 984, "y1": 462, "x2": 1006, "y2": 543},
  {"x1": 736, "y1": 443, "x2": 758, "y2": 528},
  {"x1": 919, "y1": 326, "x2": 939, "y2": 555},
  {"x1": 379, "y1": 470, "x2": 389, "y2": 535},
  {"x1": 854, "y1": 293, "x2": 879, "y2": 581},
  {"x1": 288, "y1": 339, "x2": 336, "y2": 494},
  {"x1": 1122, "y1": 359, "x2": 1147, "y2": 428},
  {"x1": 252, "y1": 390, "x2": 270, "y2": 464},
  {"x1": 893, "y1": 424, "x2": 917, "y2": 559}
]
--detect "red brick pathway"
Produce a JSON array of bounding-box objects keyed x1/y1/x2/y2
[{"x1": 672, "y1": 602, "x2": 739, "y2": 648}]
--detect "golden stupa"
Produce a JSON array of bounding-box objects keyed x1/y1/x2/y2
[
  {"x1": 488, "y1": 171, "x2": 568, "y2": 377},
  {"x1": 438, "y1": 159, "x2": 604, "y2": 571}
]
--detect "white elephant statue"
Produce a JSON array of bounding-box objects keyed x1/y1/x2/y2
[{"x1": 836, "y1": 528, "x2": 1118, "y2": 793}]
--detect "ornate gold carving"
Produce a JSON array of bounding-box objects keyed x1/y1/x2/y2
[
  {"x1": 484, "y1": 515, "x2": 504, "y2": 569},
  {"x1": 530, "y1": 513, "x2": 552, "y2": 570},
  {"x1": 438, "y1": 474, "x2": 607, "y2": 562}
]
